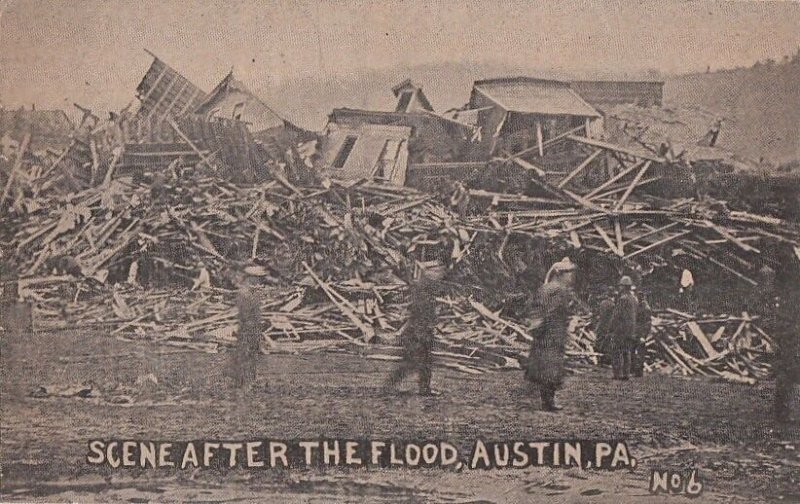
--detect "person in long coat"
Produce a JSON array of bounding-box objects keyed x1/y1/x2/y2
[
  {"x1": 225, "y1": 264, "x2": 266, "y2": 390},
  {"x1": 386, "y1": 262, "x2": 447, "y2": 396},
  {"x1": 593, "y1": 287, "x2": 616, "y2": 365},
  {"x1": 525, "y1": 258, "x2": 577, "y2": 411},
  {"x1": 609, "y1": 276, "x2": 638, "y2": 380}
]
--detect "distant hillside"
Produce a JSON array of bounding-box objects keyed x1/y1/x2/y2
[
  {"x1": 254, "y1": 58, "x2": 799, "y2": 165},
  {"x1": 664, "y1": 58, "x2": 800, "y2": 164},
  {"x1": 255, "y1": 62, "x2": 590, "y2": 131}
]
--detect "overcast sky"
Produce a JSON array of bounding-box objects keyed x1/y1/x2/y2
[{"x1": 1, "y1": 0, "x2": 799, "y2": 114}]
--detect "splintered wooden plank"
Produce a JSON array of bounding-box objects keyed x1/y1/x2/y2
[
  {"x1": 592, "y1": 175, "x2": 660, "y2": 201},
  {"x1": 710, "y1": 325, "x2": 726, "y2": 343},
  {"x1": 302, "y1": 262, "x2": 374, "y2": 342},
  {"x1": 614, "y1": 218, "x2": 624, "y2": 256},
  {"x1": 557, "y1": 149, "x2": 602, "y2": 188},
  {"x1": 704, "y1": 220, "x2": 761, "y2": 254},
  {"x1": 686, "y1": 321, "x2": 720, "y2": 359},
  {"x1": 468, "y1": 299, "x2": 533, "y2": 342},
  {"x1": 706, "y1": 255, "x2": 758, "y2": 286},
  {"x1": 623, "y1": 222, "x2": 680, "y2": 247},
  {"x1": 566, "y1": 134, "x2": 667, "y2": 163},
  {"x1": 511, "y1": 157, "x2": 546, "y2": 177},
  {"x1": 593, "y1": 221, "x2": 622, "y2": 256},
  {"x1": 624, "y1": 230, "x2": 691, "y2": 259},
  {"x1": 613, "y1": 160, "x2": 652, "y2": 210},
  {"x1": 585, "y1": 160, "x2": 644, "y2": 200}
]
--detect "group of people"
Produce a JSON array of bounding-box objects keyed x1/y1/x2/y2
[
  {"x1": 226, "y1": 255, "x2": 653, "y2": 413},
  {"x1": 379, "y1": 256, "x2": 655, "y2": 410},
  {"x1": 593, "y1": 276, "x2": 652, "y2": 380}
]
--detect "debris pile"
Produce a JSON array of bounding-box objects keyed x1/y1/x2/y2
[
  {"x1": 3, "y1": 57, "x2": 799, "y2": 386},
  {"x1": 28, "y1": 278, "x2": 774, "y2": 383},
  {"x1": 7, "y1": 163, "x2": 787, "y2": 384}
]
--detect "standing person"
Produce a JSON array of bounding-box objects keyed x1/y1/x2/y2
[
  {"x1": 631, "y1": 290, "x2": 652, "y2": 378},
  {"x1": 386, "y1": 261, "x2": 448, "y2": 396},
  {"x1": 225, "y1": 264, "x2": 266, "y2": 390},
  {"x1": 593, "y1": 286, "x2": 616, "y2": 366},
  {"x1": 524, "y1": 258, "x2": 577, "y2": 412},
  {"x1": 609, "y1": 276, "x2": 638, "y2": 380}
]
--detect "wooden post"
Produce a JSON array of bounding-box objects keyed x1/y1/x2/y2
[{"x1": 535, "y1": 120, "x2": 544, "y2": 157}]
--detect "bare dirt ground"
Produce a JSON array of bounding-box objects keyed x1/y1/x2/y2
[{"x1": 1, "y1": 327, "x2": 799, "y2": 503}]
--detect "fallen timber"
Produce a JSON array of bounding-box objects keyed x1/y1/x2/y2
[{"x1": 3, "y1": 98, "x2": 798, "y2": 386}]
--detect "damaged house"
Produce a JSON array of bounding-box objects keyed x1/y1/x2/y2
[
  {"x1": 117, "y1": 52, "x2": 309, "y2": 182},
  {"x1": 320, "y1": 123, "x2": 412, "y2": 185},
  {"x1": 464, "y1": 77, "x2": 603, "y2": 158},
  {"x1": 194, "y1": 71, "x2": 312, "y2": 158},
  {"x1": 320, "y1": 79, "x2": 475, "y2": 184}
]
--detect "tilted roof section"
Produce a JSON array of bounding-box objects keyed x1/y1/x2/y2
[
  {"x1": 135, "y1": 52, "x2": 208, "y2": 124},
  {"x1": 473, "y1": 77, "x2": 600, "y2": 117},
  {"x1": 195, "y1": 71, "x2": 287, "y2": 133}
]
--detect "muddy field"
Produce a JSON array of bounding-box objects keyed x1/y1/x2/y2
[{"x1": 1, "y1": 327, "x2": 799, "y2": 503}]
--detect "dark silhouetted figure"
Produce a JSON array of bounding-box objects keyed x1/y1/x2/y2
[
  {"x1": 593, "y1": 287, "x2": 616, "y2": 365},
  {"x1": 387, "y1": 264, "x2": 446, "y2": 396},
  {"x1": 225, "y1": 265, "x2": 265, "y2": 390},
  {"x1": 610, "y1": 276, "x2": 638, "y2": 380},
  {"x1": 631, "y1": 291, "x2": 652, "y2": 377}
]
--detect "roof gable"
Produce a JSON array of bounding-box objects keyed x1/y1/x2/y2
[
  {"x1": 195, "y1": 72, "x2": 286, "y2": 132},
  {"x1": 391, "y1": 79, "x2": 434, "y2": 112}
]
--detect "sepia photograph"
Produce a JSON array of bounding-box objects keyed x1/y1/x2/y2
[{"x1": 1, "y1": 0, "x2": 799, "y2": 501}]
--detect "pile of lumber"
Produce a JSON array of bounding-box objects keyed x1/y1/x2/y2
[
  {"x1": 7, "y1": 171, "x2": 476, "y2": 290},
  {"x1": 5, "y1": 130, "x2": 797, "y2": 385},
  {"x1": 27, "y1": 271, "x2": 774, "y2": 382},
  {"x1": 640, "y1": 310, "x2": 773, "y2": 384}
]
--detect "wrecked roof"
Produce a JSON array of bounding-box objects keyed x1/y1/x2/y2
[
  {"x1": 472, "y1": 77, "x2": 600, "y2": 118},
  {"x1": 603, "y1": 104, "x2": 756, "y2": 169},
  {"x1": 195, "y1": 72, "x2": 287, "y2": 133},
  {"x1": 321, "y1": 123, "x2": 411, "y2": 184},
  {"x1": 135, "y1": 53, "x2": 208, "y2": 124}
]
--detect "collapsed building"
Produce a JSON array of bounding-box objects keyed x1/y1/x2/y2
[
  {"x1": 320, "y1": 79, "x2": 476, "y2": 186},
  {"x1": 1, "y1": 57, "x2": 798, "y2": 406},
  {"x1": 118, "y1": 52, "x2": 313, "y2": 182}
]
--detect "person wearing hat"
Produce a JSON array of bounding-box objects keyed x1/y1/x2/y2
[
  {"x1": 524, "y1": 257, "x2": 577, "y2": 411},
  {"x1": 225, "y1": 263, "x2": 267, "y2": 390},
  {"x1": 609, "y1": 275, "x2": 638, "y2": 380},
  {"x1": 386, "y1": 259, "x2": 449, "y2": 396}
]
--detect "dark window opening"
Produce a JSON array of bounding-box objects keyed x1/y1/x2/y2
[
  {"x1": 395, "y1": 91, "x2": 414, "y2": 112},
  {"x1": 232, "y1": 102, "x2": 245, "y2": 121},
  {"x1": 332, "y1": 136, "x2": 358, "y2": 168}
]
